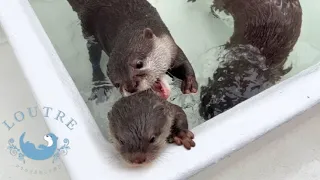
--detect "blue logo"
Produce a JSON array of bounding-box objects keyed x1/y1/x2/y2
[
  {"x1": 7, "y1": 132, "x2": 70, "y2": 163},
  {"x1": 2, "y1": 106, "x2": 76, "y2": 175}
]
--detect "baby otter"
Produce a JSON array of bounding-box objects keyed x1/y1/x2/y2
[
  {"x1": 108, "y1": 89, "x2": 195, "y2": 166},
  {"x1": 188, "y1": 0, "x2": 302, "y2": 119},
  {"x1": 66, "y1": 0, "x2": 198, "y2": 101}
]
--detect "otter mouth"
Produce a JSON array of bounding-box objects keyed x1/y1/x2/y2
[
  {"x1": 124, "y1": 156, "x2": 156, "y2": 168},
  {"x1": 151, "y1": 77, "x2": 171, "y2": 100}
]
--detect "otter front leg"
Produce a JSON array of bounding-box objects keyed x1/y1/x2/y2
[
  {"x1": 211, "y1": 0, "x2": 229, "y2": 16},
  {"x1": 166, "y1": 104, "x2": 196, "y2": 150},
  {"x1": 168, "y1": 47, "x2": 198, "y2": 94},
  {"x1": 187, "y1": 0, "x2": 228, "y2": 18},
  {"x1": 86, "y1": 39, "x2": 113, "y2": 102}
]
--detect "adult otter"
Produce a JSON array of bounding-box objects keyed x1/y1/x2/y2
[
  {"x1": 66, "y1": 0, "x2": 198, "y2": 101},
  {"x1": 188, "y1": 0, "x2": 302, "y2": 119}
]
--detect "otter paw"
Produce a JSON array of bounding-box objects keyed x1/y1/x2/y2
[
  {"x1": 181, "y1": 76, "x2": 198, "y2": 94},
  {"x1": 210, "y1": 5, "x2": 220, "y2": 18},
  {"x1": 88, "y1": 81, "x2": 113, "y2": 103},
  {"x1": 169, "y1": 129, "x2": 195, "y2": 150}
]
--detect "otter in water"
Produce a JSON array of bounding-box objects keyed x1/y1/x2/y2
[
  {"x1": 188, "y1": 0, "x2": 302, "y2": 120},
  {"x1": 66, "y1": 0, "x2": 198, "y2": 101},
  {"x1": 108, "y1": 89, "x2": 195, "y2": 166}
]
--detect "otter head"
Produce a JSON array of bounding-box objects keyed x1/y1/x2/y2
[
  {"x1": 107, "y1": 28, "x2": 176, "y2": 99},
  {"x1": 108, "y1": 90, "x2": 173, "y2": 166},
  {"x1": 43, "y1": 133, "x2": 58, "y2": 147}
]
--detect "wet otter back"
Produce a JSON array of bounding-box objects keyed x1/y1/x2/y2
[{"x1": 226, "y1": 0, "x2": 302, "y2": 67}]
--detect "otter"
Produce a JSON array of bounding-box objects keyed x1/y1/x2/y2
[
  {"x1": 108, "y1": 89, "x2": 195, "y2": 166},
  {"x1": 188, "y1": 0, "x2": 302, "y2": 120},
  {"x1": 66, "y1": 0, "x2": 198, "y2": 101}
]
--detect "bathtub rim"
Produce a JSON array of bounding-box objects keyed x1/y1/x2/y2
[
  {"x1": 1, "y1": 0, "x2": 320, "y2": 179},
  {"x1": 0, "y1": 26, "x2": 7, "y2": 44}
]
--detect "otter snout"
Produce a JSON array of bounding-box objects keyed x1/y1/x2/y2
[
  {"x1": 129, "y1": 152, "x2": 147, "y2": 165},
  {"x1": 121, "y1": 80, "x2": 140, "y2": 96},
  {"x1": 120, "y1": 72, "x2": 153, "y2": 96}
]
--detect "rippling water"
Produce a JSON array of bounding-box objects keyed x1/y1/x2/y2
[{"x1": 30, "y1": 0, "x2": 320, "y2": 138}]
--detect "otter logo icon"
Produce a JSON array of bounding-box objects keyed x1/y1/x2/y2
[
  {"x1": 19, "y1": 132, "x2": 58, "y2": 160},
  {"x1": 7, "y1": 132, "x2": 70, "y2": 163}
]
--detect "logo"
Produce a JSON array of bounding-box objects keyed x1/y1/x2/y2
[
  {"x1": 7, "y1": 132, "x2": 70, "y2": 163},
  {"x1": 2, "y1": 106, "x2": 77, "y2": 176}
]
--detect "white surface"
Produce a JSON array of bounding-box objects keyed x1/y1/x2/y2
[
  {"x1": 0, "y1": 26, "x2": 7, "y2": 44},
  {"x1": 1, "y1": 1, "x2": 320, "y2": 180},
  {"x1": 0, "y1": 1, "x2": 110, "y2": 180},
  {"x1": 190, "y1": 103, "x2": 320, "y2": 180},
  {"x1": 0, "y1": 39, "x2": 70, "y2": 180}
]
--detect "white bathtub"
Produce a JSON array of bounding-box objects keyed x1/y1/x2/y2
[
  {"x1": 0, "y1": 29, "x2": 71, "y2": 180},
  {"x1": 1, "y1": 0, "x2": 320, "y2": 180},
  {"x1": 189, "y1": 103, "x2": 320, "y2": 180}
]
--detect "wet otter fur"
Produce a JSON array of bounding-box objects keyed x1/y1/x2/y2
[
  {"x1": 66, "y1": 0, "x2": 198, "y2": 101},
  {"x1": 188, "y1": 0, "x2": 302, "y2": 120},
  {"x1": 108, "y1": 89, "x2": 195, "y2": 166}
]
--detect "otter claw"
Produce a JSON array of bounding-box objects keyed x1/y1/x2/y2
[
  {"x1": 181, "y1": 76, "x2": 198, "y2": 94},
  {"x1": 92, "y1": 80, "x2": 112, "y2": 87},
  {"x1": 210, "y1": 5, "x2": 220, "y2": 18},
  {"x1": 88, "y1": 87, "x2": 109, "y2": 100},
  {"x1": 88, "y1": 81, "x2": 113, "y2": 103},
  {"x1": 168, "y1": 129, "x2": 195, "y2": 150}
]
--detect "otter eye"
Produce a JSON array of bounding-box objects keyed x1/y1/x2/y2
[
  {"x1": 136, "y1": 60, "x2": 143, "y2": 69},
  {"x1": 149, "y1": 136, "x2": 155, "y2": 143},
  {"x1": 119, "y1": 140, "x2": 124, "y2": 145}
]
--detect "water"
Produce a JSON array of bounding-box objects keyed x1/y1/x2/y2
[{"x1": 29, "y1": 0, "x2": 320, "y2": 138}]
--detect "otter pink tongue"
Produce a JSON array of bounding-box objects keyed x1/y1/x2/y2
[{"x1": 152, "y1": 79, "x2": 170, "y2": 100}]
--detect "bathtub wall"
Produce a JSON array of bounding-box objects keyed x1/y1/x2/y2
[
  {"x1": 189, "y1": 103, "x2": 320, "y2": 180},
  {"x1": 0, "y1": 26, "x2": 7, "y2": 44},
  {"x1": 2, "y1": 0, "x2": 320, "y2": 179},
  {"x1": 0, "y1": 26, "x2": 70, "y2": 180}
]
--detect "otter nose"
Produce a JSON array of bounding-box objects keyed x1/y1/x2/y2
[
  {"x1": 131, "y1": 156, "x2": 146, "y2": 164},
  {"x1": 124, "y1": 81, "x2": 139, "y2": 93}
]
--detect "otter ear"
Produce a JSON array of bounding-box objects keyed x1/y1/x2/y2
[{"x1": 143, "y1": 28, "x2": 154, "y2": 39}]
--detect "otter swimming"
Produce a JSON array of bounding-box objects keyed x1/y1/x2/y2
[
  {"x1": 189, "y1": 0, "x2": 302, "y2": 120},
  {"x1": 67, "y1": 0, "x2": 198, "y2": 101}
]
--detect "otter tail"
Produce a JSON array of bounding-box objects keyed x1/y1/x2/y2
[{"x1": 66, "y1": 0, "x2": 86, "y2": 12}]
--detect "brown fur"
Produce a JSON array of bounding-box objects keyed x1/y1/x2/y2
[
  {"x1": 108, "y1": 89, "x2": 195, "y2": 166},
  {"x1": 66, "y1": 0, "x2": 198, "y2": 101},
  {"x1": 217, "y1": 0, "x2": 302, "y2": 68},
  {"x1": 187, "y1": 0, "x2": 302, "y2": 119}
]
